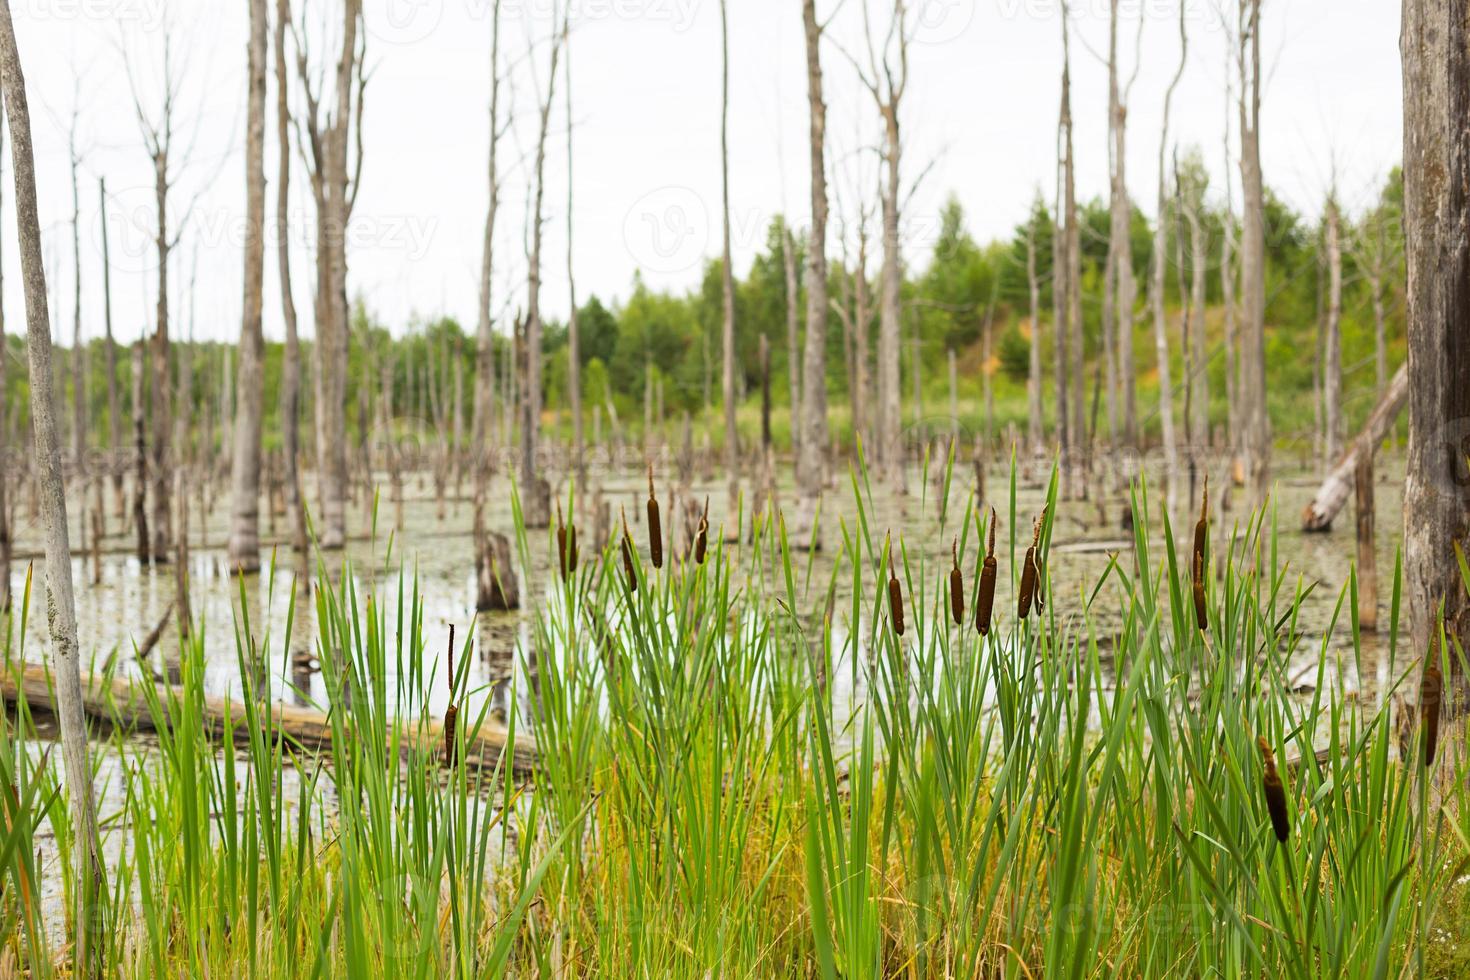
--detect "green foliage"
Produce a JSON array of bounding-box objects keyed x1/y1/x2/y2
[{"x1": 997, "y1": 324, "x2": 1030, "y2": 382}]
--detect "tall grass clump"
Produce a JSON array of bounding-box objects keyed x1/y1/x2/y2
[{"x1": 0, "y1": 453, "x2": 1464, "y2": 976}]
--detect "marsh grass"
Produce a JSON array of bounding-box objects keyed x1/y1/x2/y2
[{"x1": 0, "y1": 450, "x2": 1466, "y2": 977}]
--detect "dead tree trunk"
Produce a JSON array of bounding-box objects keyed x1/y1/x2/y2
[
  {"x1": 297, "y1": 0, "x2": 363, "y2": 550},
  {"x1": 1150, "y1": 5, "x2": 1187, "y2": 518},
  {"x1": 1355, "y1": 452, "x2": 1377, "y2": 632},
  {"x1": 148, "y1": 119, "x2": 173, "y2": 561},
  {"x1": 783, "y1": 223, "x2": 801, "y2": 459},
  {"x1": 132, "y1": 340, "x2": 149, "y2": 562},
  {"x1": 1180, "y1": 152, "x2": 1208, "y2": 466},
  {"x1": 1107, "y1": 0, "x2": 1140, "y2": 447},
  {"x1": 276, "y1": 0, "x2": 306, "y2": 567},
  {"x1": 228, "y1": 0, "x2": 268, "y2": 574},
  {"x1": 564, "y1": 22, "x2": 584, "y2": 495},
  {"x1": 68, "y1": 110, "x2": 87, "y2": 496},
  {"x1": 1236, "y1": 0, "x2": 1269, "y2": 507},
  {"x1": 520, "y1": 4, "x2": 563, "y2": 530},
  {"x1": 1222, "y1": 245, "x2": 1238, "y2": 469},
  {"x1": 853, "y1": 209, "x2": 872, "y2": 450},
  {"x1": 1057, "y1": 12, "x2": 1083, "y2": 478},
  {"x1": 1400, "y1": 0, "x2": 1470, "y2": 662},
  {"x1": 472, "y1": 5, "x2": 504, "y2": 607},
  {"x1": 719, "y1": 0, "x2": 739, "y2": 509},
  {"x1": 1026, "y1": 198, "x2": 1044, "y2": 455},
  {"x1": 0, "y1": 5, "x2": 104, "y2": 964},
  {"x1": 99, "y1": 177, "x2": 122, "y2": 520},
  {"x1": 1323, "y1": 194, "x2": 1344, "y2": 465},
  {"x1": 798, "y1": 0, "x2": 829, "y2": 498},
  {"x1": 1053, "y1": 10, "x2": 1073, "y2": 489},
  {"x1": 1301, "y1": 362, "x2": 1407, "y2": 531}
]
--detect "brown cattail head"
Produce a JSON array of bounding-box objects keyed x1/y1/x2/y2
[
  {"x1": 949, "y1": 538, "x2": 964, "y2": 626},
  {"x1": 568, "y1": 521, "x2": 578, "y2": 574},
  {"x1": 887, "y1": 535, "x2": 905, "y2": 637},
  {"x1": 694, "y1": 496, "x2": 709, "y2": 565},
  {"x1": 1257, "y1": 736, "x2": 1290, "y2": 843},
  {"x1": 444, "y1": 625, "x2": 458, "y2": 767},
  {"x1": 1018, "y1": 546, "x2": 1037, "y2": 620},
  {"x1": 1031, "y1": 510, "x2": 1046, "y2": 613},
  {"x1": 1193, "y1": 476, "x2": 1209, "y2": 567},
  {"x1": 976, "y1": 508, "x2": 997, "y2": 636},
  {"x1": 1192, "y1": 551, "x2": 1209, "y2": 632},
  {"x1": 556, "y1": 502, "x2": 570, "y2": 581},
  {"x1": 647, "y1": 465, "x2": 664, "y2": 569},
  {"x1": 620, "y1": 507, "x2": 639, "y2": 594},
  {"x1": 1191, "y1": 478, "x2": 1208, "y2": 630},
  {"x1": 1422, "y1": 632, "x2": 1443, "y2": 767}
]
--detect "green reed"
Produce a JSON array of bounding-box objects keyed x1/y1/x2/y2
[{"x1": 0, "y1": 451, "x2": 1464, "y2": 976}]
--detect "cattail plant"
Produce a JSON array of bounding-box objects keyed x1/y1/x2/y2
[
  {"x1": 1018, "y1": 509, "x2": 1044, "y2": 619},
  {"x1": 1192, "y1": 479, "x2": 1209, "y2": 631},
  {"x1": 647, "y1": 465, "x2": 663, "y2": 569},
  {"x1": 1257, "y1": 736, "x2": 1290, "y2": 843},
  {"x1": 975, "y1": 507, "x2": 997, "y2": 636},
  {"x1": 621, "y1": 507, "x2": 639, "y2": 594},
  {"x1": 557, "y1": 502, "x2": 578, "y2": 581},
  {"x1": 1421, "y1": 629, "x2": 1443, "y2": 767},
  {"x1": 887, "y1": 534, "x2": 905, "y2": 637},
  {"x1": 949, "y1": 538, "x2": 964, "y2": 626},
  {"x1": 443, "y1": 625, "x2": 458, "y2": 768},
  {"x1": 694, "y1": 496, "x2": 709, "y2": 565}
]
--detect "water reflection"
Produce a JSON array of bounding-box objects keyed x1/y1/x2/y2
[{"x1": 3, "y1": 460, "x2": 1401, "y2": 727}]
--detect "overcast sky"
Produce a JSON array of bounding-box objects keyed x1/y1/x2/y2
[{"x1": 8, "y1": 0, "x2": 1400, "y2": 346}]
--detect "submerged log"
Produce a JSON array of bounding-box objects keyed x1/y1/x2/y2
[
  {"x1": 0, "y1": 661, "x2": 536, "y2": 774},
  {"x1": 1301, "y1": 363, "x2": 1407, "y2": 532}
]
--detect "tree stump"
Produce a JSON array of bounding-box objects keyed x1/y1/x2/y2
[
  {"x1": 522, "y1": 475, "x2": 551, "y2": 529},
  {"x1": 476, "y1": 530, "x2": 520, "y2": 612},
  {"x1": 1355, "y1": 453, "x2": 1377, "y2": 632}
]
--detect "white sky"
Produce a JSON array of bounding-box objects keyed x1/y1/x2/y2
[{"x1": 7, "y1": 0, "x2": 1401, "y2": 345}]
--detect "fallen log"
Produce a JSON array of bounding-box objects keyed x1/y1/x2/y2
[
  {"x1": 0, "y1": 661, "x2": 536, "y2": 775},
  {"x1": 1301, "y1": 363, "x2": 1407, "y2": 532}
]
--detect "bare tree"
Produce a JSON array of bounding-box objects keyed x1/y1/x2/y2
[
  {"x1": 66, "y1": 100, "x2": 87, "y2": 489},
  {"x1": 1150, "y1": 3, "x2": 1187, "y2": 518},
  {"x1": 276, "y1": 0, "x2": 306, "y2": 564},
  {"x1": 840, "y1": 0, "x2": 911, "y2": 480},
  {"x1": 1401, "y1": 0, "x2": 1470, "y2": 660},
  {"x1": 719, "y1": 0, "x2": 738, "y2": 507},
  {"x1": 1177, "y1": 147, "x2": 1209, "y2": 466},
  {"x1": 228, "y1": 0, "x2": 268, "y2": 573},
  {"x1": 473, "y1": 0, "x2": 506, "y2": 608},
  {"x1": 1061, "y1": 13, "x2": 1082, "y2": 480},
  {"x1": 565, "y1": 16, "x2": 584, "y2": 494},
  {"x1": 1350, "y1": 180, "x2": 1401, "y2": 402},
  {"x1": 1219, "y1": 61, "x2": 1239, "y2": 467},
  {"x1": 1322, "y1": 191, "x2": 1343, "y2": 465},
  {"x1": 783, "y1": 223, "x2": 800, "y2": 458},
  {"x1": 1106, "y1": 0, "x2": 1142, "y2": 448},
  {"x1": 99, "y1": 177, "x2": 123, "y2": 519},
  {"x1": 797, "y1": 0, "x2": 829, "y2": 499},
  {"x1": 1025, "y1": 194, "x2": 1044, "y2": 454},
  {"x1": 1236, "y1": 0, "x2": 1269, "y2": 505},
  {"x1": 520, "y1": 2, "x2": 565, "y2": 528},
  {"x1": 123, "y1": 26, "x2": 197, "y2": 562},
  {"x1": 0, "y1": 3, "x2": 103, "y2": 965},
  {"x1": 296, "y1": 0, "x2": 365, "y2": 549},
  {"x1": 1052, "y1": 7, "x2": 1074, "y2": 488}
]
